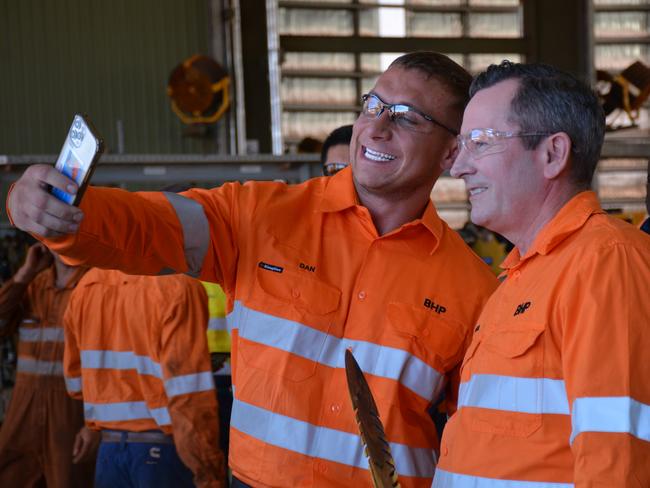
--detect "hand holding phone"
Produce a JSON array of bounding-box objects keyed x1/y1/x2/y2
[{"x1": 51, "y1": 114, "x2": 104, "y2": 206}]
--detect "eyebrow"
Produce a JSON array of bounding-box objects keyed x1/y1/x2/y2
[{"x1": 368, "y1": 90, "x2": 424, "y2": 112}]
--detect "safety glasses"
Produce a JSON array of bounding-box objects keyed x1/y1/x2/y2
[
  {"x1": 361, "y1": 93, "x2": 458, "y2": 135},
  {"x1": 457, "y1": 128, "x2": 552, "y2": 157}
]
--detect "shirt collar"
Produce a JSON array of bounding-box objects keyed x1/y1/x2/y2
[
  {"x1": 318, "y1": 166, "x2": 359, "y2": 213},
  {"x1": 501, "y1": 190, "x2": 604, "y2": 270},
  {"x1": 318, "y1": 166, "x2": 443, "y2": 251}
]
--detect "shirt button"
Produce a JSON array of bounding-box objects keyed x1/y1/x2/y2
[
  {"x1": 330, "y1": 403, "x2": 341, "y2": 414},
  {"x1": 316, "y1": 462, "x2": 327, "y2": 473},
  {"x1": 422, "y1": 328, "x2": 430, "y2": 337},
  {"x1": 442, "y1": 445, "x2": 449, "y2": 456},
  {"x1": 358, "y1": 291, "x2": 366, "y2": 301},
  {"x1": 512, "y1": 270, "x2": 521, "y2": 279},
  {"x1": 291, "y1": 288, "x2": 300, "y2": 298}
]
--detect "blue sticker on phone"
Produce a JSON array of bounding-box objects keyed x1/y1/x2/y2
[{"x1": 51, "y1": 148, "x2": 80, "y2": 204}]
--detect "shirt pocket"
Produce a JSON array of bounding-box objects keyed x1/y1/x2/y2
[
  {"x1": 466, "y1": 323, "x2": 546, "y2": 437},
  {"x1": 237, "y1": 265, "x2": 341, "y2": 382},
  {"x1": 385, "y1": 302, "x2": 466, "y2": 404}
]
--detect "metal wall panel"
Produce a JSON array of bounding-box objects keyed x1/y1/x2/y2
[{"x1": 0, "y1": 0, "x2": 219, "y2": 154}]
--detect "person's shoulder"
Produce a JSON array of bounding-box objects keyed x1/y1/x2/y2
[
  {"x1": 559, "y1": 213, "x2": 650, "y2": 276},
  {"x1": 148, "y1": 273, "x2": 205, "y2": 299},
  {"x1": 578, "y1": 212, "x2": 650, "y2": 252},
  {"x1": 77, "y1": 268, "x2": 123, "y2": 288},
  {"x1": 439, "y1": 222, "x2": 499, "y2": 280},
  {"x1": 245, "y1": 175, "x2": 327, "y2": 198},
  {"x1": 197, "y1": 176, "x2": 327, "y2": 213}
]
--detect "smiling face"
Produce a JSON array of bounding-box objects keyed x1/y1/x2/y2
[
  {"x1": 451, "y1": 78, "x2": 546, "y2": 240},
  {"x1": 350, "y1": 66, "x2": 458, "y2": 205}
]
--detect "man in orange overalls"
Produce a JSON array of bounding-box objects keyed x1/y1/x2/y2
[
  {"x1": 8, "y1": 52, "x2": 498, "y2": 487},
  {"x1": 64, "y1": 268, "x2": 226, "y2": 487},
  {"x1": 0, "y1": 243, "x2": 97, "y2": 487},
  {"x1": 433, "y1": 61, "x2": 650, "y2": 486}
]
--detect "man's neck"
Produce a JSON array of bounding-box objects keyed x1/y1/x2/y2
[
  {"x1": 356, "y1": 185, "x2": 431, "y2": 236},
  {"x1": 510, "y1": 186, "x2": 583, "y2": 256},
  {"x1": 53, "y1": 259, "x2": 76, "y2": 289}
]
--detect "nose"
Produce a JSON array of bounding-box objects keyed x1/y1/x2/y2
[
  {"x1": 366, "y1": 108, "x2": 392, "y2": 138},
  {"x1": 450, "y1": 144, "x2": 473, "y2": 178}
]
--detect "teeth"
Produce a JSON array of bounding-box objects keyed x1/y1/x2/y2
[
  {"x1": 469, "y1": 187, "x2": 487, "y2": 196},
  {"x1": 364, "y1": 147, "x2": 396, "y2": 162}
]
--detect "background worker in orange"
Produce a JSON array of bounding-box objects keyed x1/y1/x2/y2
[
  {"x1": 64, "y1": 268, "x2": 226, "y2": 488},
  {"x1": 7, "y1": 51, "x2": 498, "y2": 487},
  {"x1": 433, "y1": 61, "x2": 650, "y2": 487},
  {"x1": 0, "y1": 243, "x2": 97, "y2": 487}
]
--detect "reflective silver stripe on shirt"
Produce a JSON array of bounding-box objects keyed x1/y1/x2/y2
[
  {"x1": 432, "y1": 469, "x2": 574, "y2": 488},
  {"x1": 84, "y1": 401, "x2": 171, "y2": 426},
  {"x1": 570, "y1": 396, "x2": 650, "y2": 444},
  {"x1": 208, "y1": 317, "x2": 227, "y2": 331},
  {"x1": 16, "y1": 357, "x2": 64, "y2": 376},
  {"x1": 19, "y1": 326, "x2": 65, "y2": 343},
  {"x1": 458, "y1": 374, "x2": 570, "y2": 415},
  {"x1": 231, "y1": 398, "x2": 436, "y2": 478},
  {"x1": 65, "y1": 376, "x2": 82, "y2": 393},
  {"x1": 228, "y1": 300, "x2": 445, "y2": 403},
  {"x1": 165, "y1": 371, "x2": 215, "y2": 397},
  {"x1": 80, "y1": 350, "x2": 163, "y2": 378},
  {"x1": 162, "y1": 192, "x2": 209, "y2": 278}
]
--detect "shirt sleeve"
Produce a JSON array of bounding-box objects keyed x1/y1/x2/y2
[
  {"x1": 160, "y1": 277, "x2": 226, "y2": 488},
  {"x1": 0, "y1": 278, "x2": 29, "y2": 338},
  {"x1": 62, "y1": 290, "x2": 84, "y2": 400},
  {"x1": 40, "y1": 184, "x2": 244, "y2": 296},
  {"x1": 561, "y1": 242, "x2": 650, "y2": 487}
]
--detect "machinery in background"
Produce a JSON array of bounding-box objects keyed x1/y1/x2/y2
[
  {"x1": 596, "y1": 60, "x2": 650, "y2": 130},
  {"x1": 167, "y1": 55, "x2": 231, "y2": 125}
]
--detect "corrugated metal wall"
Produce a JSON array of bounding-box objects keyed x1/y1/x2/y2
[{"x1": 0, "y1": 0, "x2": 217, "y2": 154}]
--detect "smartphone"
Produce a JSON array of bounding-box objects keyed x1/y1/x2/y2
[{"x1": 51, "y1": 114, "x2": 104, "y2": 205}]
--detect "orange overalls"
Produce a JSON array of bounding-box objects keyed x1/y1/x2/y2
[
  {"x1": 41, "y1": 167, "x2": 498, "y2": 487},
  {"x1": 0, "y1": 266, "x2": 94, "y2": 487},
  {"x1": 64, "y1": 268, "x2": 225, "y2": 487},
  {"x1": 434, "y1": 192, "x2": 650, "y2": 487}
]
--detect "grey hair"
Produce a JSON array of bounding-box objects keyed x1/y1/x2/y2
[{"x1": 470, "y1": 61, "x2": 606, "y2": 188}]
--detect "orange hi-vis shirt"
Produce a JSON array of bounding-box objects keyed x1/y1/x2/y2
[
  {"x1": 0, "y1": 265, "x2": 86, "y2": 383},
  {"x1": 63, "y1": 269, "x2": 225, "y2": 488},
  {"x1": 434, "y1": 191, "x2": 650, "y2": 488},
  {"x1": 42, "y1": 167, "x2": 498, "y2": 487}
]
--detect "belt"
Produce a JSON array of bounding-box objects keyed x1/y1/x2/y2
[{"x1": 101, "y1": 430, "x2": 174, "y2": 444}]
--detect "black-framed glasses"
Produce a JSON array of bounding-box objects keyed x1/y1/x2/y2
[
  {"x1": 457, "y1": 128, "x2": 553, "y2": 157},
  {"x1": 323, "y1": 162, "x2": 348, "y2": 176},
  {"x1": 361, "y1": 93, "x2": 458, "y2": 135}
]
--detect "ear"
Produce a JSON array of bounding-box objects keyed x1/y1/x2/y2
[{"x1": 541, "y1": 132, "x2": 571, "y2": 180}]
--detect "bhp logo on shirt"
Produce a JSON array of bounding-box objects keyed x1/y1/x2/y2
[
  {"x1": 423, "y1": 298, "x2": 446, "y2": 314},
  {"x1": 513, "y1": 301, "x2": 531, "y2": 316}
]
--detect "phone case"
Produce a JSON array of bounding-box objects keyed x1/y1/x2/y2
[{"x1": 52, "y1": 113, "x2": 104, "y2": 206}]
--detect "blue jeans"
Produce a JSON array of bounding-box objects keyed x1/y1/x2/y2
[
  {"x1": 94, "y1": 433, "x2": 194, "y2": 488},
  {"x1": 214, "y1": 375, "x2": 233, "y2": 462}
]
